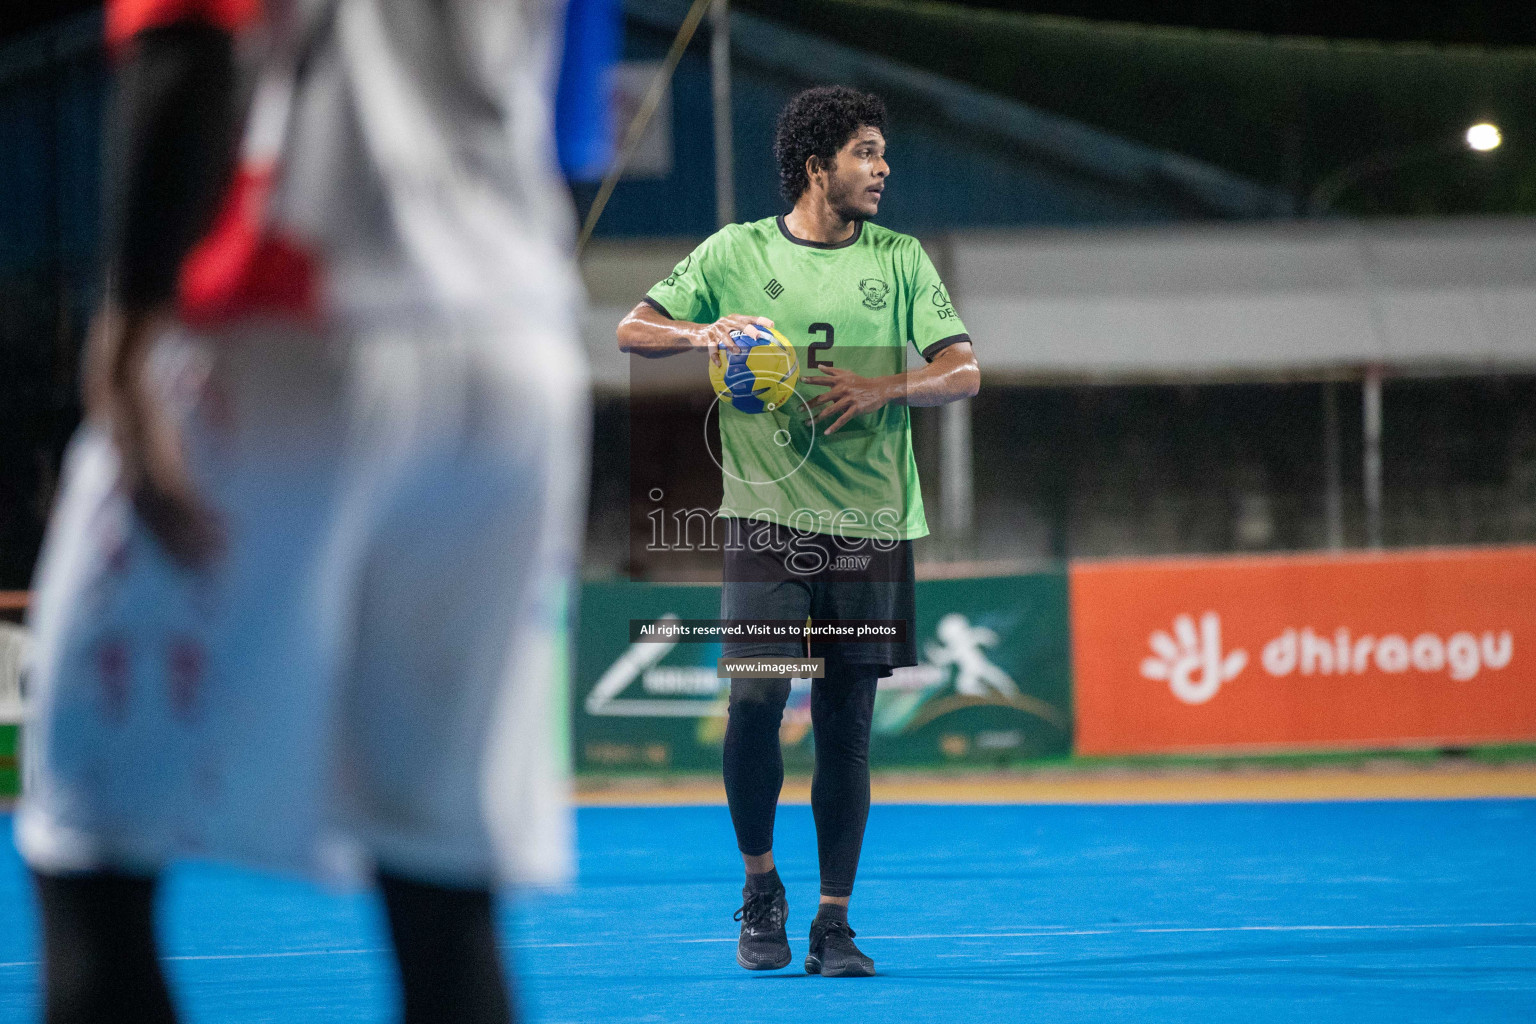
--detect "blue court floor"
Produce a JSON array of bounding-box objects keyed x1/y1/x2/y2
[{"x1": 2, "y1": 801, "x2": 1534, "y2": 1023}]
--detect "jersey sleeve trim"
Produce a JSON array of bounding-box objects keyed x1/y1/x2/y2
[
  {"x1": 920, "y1": 333, "x2": 970, "y2": 362},
  {"x1": 641, "y1": 295, "x2": 674, "y2": 320}
]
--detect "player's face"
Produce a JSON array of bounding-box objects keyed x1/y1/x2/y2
[{"x1": 825, "y1": 127, "x2": 888, "y2": 222}]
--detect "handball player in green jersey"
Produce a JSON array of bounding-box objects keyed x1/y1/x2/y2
[{"x1": 616, "y1": 86, "x2": 979, "y2": 976}]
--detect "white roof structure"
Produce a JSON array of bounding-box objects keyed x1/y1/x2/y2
[{"x1": 949, "y1": 216, "x2": 1536, "y2": 381}]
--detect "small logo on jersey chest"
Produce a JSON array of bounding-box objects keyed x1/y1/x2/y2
[
  {"x1": 763, "y1": 278, "x2": 784, "y2": 300},
  {"x1": 931, "y1": 283, "x2": 959, "y2": 320},
  {"x1": 859, "y1": 278, "x2": 889, "y2": 309}
]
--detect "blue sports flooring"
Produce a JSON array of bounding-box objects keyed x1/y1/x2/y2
[{"x1": 1, "y1": 801, "x2": 1534, "y2": 1023}]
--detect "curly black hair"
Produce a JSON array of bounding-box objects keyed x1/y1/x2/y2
[{"x1": 773, "y1": 86, "x2": 887, "y2": 205}]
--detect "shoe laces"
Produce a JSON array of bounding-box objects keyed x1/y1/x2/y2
[
  {"x1": 815, "y1": 918, "x2": 856, "y2": 942},
  {"x1": 734, "y1": 889, "x2": 784, "y2": 930}
]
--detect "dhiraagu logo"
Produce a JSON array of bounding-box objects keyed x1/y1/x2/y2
[
  {"x1": 1140, "y1": 611, "x2": 1516, "y2": 705},
  {"x1": 1139, "y1": 613, "x2": 1247, "y2": 705}
]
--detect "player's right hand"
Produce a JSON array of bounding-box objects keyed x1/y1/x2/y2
[
  {"x1": 85, "y1": 306, "x2": 224, "y2": 570},
  {"x1": 695, "y1": 314, "x2": 774, "y2": 367}
]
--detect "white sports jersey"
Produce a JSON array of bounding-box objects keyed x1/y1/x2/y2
[{"x1": 17, "y1": 0, "x2": 589, "y2": 887}]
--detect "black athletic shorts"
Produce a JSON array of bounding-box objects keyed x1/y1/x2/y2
[{"x1": 719, "y1": 517, "x2": 917, "y2": 676}]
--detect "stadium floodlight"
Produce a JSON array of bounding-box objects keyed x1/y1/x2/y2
[{"x1": 1466, "y1": 122, "x2": 1502, "y2": 152}]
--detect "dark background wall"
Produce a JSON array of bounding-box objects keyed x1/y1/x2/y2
[
  {"x1": 743, "y1": 1, "x2": 1536, "y2": 217},
  {"x1": 0, "y1": 15, "x2": 103, "y2": 589}
]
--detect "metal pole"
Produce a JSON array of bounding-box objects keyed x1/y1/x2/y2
[
  {"x1": 710, "y1": 0, "x2": 735, "y2": 228},
  {"x1": 1362, "y1": 365, "x2": 1384, "y2": 549},
  {"x1": 1322, "y1": 381, "x2": 1344, "y2": 549},
  {"x1": 941, "y1": 399, "x2": 975, "y2": 558},
  {"x1": 577, "y1": 0, "x2": 712, "y2": 255}
]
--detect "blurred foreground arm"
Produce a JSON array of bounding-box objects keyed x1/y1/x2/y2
[{"x1": 89, "y1": 18, "x2": 240, "y2": 567}]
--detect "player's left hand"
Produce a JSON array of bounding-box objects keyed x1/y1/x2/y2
[{"x1": 803, "y1": 367, "x2": 898, "y2": 435}]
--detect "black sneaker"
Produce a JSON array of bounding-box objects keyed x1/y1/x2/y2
[
  {"x1": 734, "y1": 884, "x2": 791, "y2": 970},
  {"x1": 805, "y1": 917, "x2": 875, "y2": 977}
]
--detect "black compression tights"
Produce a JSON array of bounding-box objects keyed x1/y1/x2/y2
[
  {"x1": 722, "y1": 667, "x2": 880, "y2": 898},
  {"x1": 34, "y1": 869, "x2": 513, "y2": 1024}
]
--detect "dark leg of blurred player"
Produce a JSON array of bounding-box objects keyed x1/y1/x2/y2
[
  {"x1": 378, "y1": 872, "x2": 512, "y2": 1024},
  {"x1": 33, "y1": 867, "x2": 516, "y2": 1024},
  {"x1": 723, "y1": 666, "x2": 879, "y2": 977},
  {"x1": 34, "y1": 870, "x2": 176, "y2": 1024}
]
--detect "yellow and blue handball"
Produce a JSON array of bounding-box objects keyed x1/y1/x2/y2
[{"x1": 708, "y1": 325, "x2": 800, "y2": 413}]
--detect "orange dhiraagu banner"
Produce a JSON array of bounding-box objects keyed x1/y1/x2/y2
[{"x1": 1070, "y1": 547, "x2": 1536, "y2": 755}]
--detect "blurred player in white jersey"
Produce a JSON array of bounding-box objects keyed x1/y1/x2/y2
[{"x1": 16, "y1": 0, "x2": 591, "y2": 1021}]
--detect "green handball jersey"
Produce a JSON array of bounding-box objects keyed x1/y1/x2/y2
[{"x1": 646, "y1": 216, "x2": 969, "y2": 541}]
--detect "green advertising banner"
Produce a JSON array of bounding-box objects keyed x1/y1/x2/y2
[{"x1": 573, "y1": 573, "x2": 1073, "y2": 772}]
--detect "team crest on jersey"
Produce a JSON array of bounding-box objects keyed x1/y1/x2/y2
[{"x1": 859, "y1": 278, "x2": 890, "y2": 309}]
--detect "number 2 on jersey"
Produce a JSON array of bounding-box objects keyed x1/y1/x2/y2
[{"x1": 807, "y1": 322, "x2": 834, "y2": 368}]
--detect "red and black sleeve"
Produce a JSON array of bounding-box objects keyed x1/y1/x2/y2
[{"x1": 102, "y1": 0, "x2": 257, "y2": 309}]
